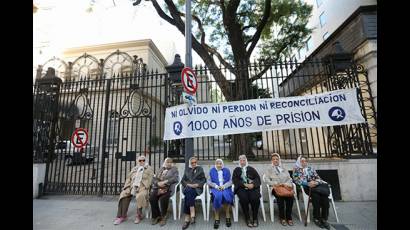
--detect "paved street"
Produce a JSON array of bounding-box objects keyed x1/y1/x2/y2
[{"x1": 33, "y1": 195, "x2": 376, "y2": 230}]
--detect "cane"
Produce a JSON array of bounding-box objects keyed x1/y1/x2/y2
[{"x1": 304, "y1": 186, "x2": 312, "y2": 227}]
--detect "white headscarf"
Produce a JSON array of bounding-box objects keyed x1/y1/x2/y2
[
  {"x1": 131, "y1": 155, "x2": 147, "y2": 195},
  {"x1": 160, "y1": 157, "x2": 173, "y2": 180},
  {"x1": 188, "y1": 157, "x2": 198, "y2": 169},
  {"x1": 162, "y1": 157, "x2": 173, "y2": 169},
  {"x1": 295, "y1": 155, "x2": 303, "y2": 169},
  {"x1": 215, "y1": 158, "x2": 224, "y2": 170},
  {"x1": 271, "y1": 153, "x2": 284, "y2": 173},
  {"x1": 238, "y1": 155, "x2": 249, "y2": 183},
  {"x1": 238, "y1": 155, "x2": 249, "y2": 168},
  {"x1": 295, "y1": 155, "x2": 309, "y2": 177},
  {"x1": 215, "y1": 159, "x2": 224, "y2": 186}
]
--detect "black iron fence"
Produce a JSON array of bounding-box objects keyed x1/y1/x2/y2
[
  {"x1": 33, "y1": 53, "x2": 377, "y2": 195},
  {"x1": 169, "y1": 58, "x2": 376, "y2": 161}
]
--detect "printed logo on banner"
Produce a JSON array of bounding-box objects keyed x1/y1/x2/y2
[
  {"x1": 328, "y1": 106, "x2": 346, "y2": 121},
  {"x1": 173, "y1": 121, "x2": 183, "y2": 135}
]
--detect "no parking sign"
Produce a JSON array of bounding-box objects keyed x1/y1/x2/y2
[
  {"x1": 71, "y1": 128, "x2": 89, "y2": 148},
  {"x1": 181, "y1": 67, "x2": 198, "y2": 94}
]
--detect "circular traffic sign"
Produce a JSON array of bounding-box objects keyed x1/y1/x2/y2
[
  {"x1": 71, "y1": 128, "x2": 89, "y2": 148},
  {"x1": 181, "y1": 67, "x2": 198, "y2": 94}
]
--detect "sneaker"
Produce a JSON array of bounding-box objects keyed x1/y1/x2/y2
[
  {"x1": 246, "y1": 219, "x2": 253, "y2": 228},
  {"x1": 252, "y1": 219, "x2": 259, "y2": 227},
  {"x1": 134, "y1": 214, "x2": 142, "y2": 224},
  {"x1": 151, "y1": 217, "x2": 161, "y2": 225},
  {"x1": 321, "y1": 220, "x2": 331, "y2": 230},
  {"x1": 313, "y1": 218, "x2": 325, "y2": 228},
  {"x1": 287, "y1": 219, "x2": 294, "y2": 226},
  {"x1": 113, "y1": 217, "x2": 125, "y2": 225}
]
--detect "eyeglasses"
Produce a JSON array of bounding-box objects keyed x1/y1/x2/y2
[{"x1": 139, "y1": 159, "x2": 145, "y2": 162}]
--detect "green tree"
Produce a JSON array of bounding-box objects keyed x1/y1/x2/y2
[{"x1": 132, "y1": 0, "x2": 312, "y2": 158}]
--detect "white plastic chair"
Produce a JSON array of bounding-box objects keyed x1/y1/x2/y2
[
  {"x1": 262, "y1": 174, "x2": 302, "y2": 223},
  {"x1": 207, "y1": 184, "x2": 237, "y2": 222},
  {"x1": 300, "y1": 183, "x2": 340, "y2": 223},
  {"x1": 168, "y1": 179, "x2": 180, "y2": 220},
  {"x1": 178, "y1": 183, "x2": 207, "y2": 220},
  {"x1": 233, "y1": 184, "x2": 266, "y2": 222},
  {"x1": 144, "y1": 204, "x2": 151, "y2": 219},
  {"x1": 130, "y1": 198, "x2": 151, "y2": 219}
]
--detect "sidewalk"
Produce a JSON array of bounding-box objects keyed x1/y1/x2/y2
[{"x1": 33, "y1": 195, "x2": 376, "y2": 230}]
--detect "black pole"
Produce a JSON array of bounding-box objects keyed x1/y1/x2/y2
[{"x1": 99, "y1": 79, "x2": 112, "y2": 196}]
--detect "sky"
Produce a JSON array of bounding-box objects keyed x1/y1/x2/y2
[{"x1": 33, "y1": 0, "x2": 205, "y2": 79}]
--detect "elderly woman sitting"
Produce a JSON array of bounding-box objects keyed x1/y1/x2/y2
[
  {"x1": 208, "y1": 159, "x2": 234, "y2": 229},
  {"x1": 113, "y1": 155, "x2": 154, "y2": 225},
  {"x1": 232, "y1": 154, "x2": 261, "y2": 227},
  {"x1": 293, "y1": 156, "x2": 330, "y2": 230},
  {"x1": 264, "y1": 153, "x2": 294, "y2": 226},
  {"x1": 181, "y1": 157, "x2": 206, "y2": 229},
  {"x1": 149, "y1": 157, "x2": 179, "y2": 226}
]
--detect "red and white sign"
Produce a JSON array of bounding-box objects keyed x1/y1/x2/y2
[
  {"x1": 181, "y1": 67, "x2": 198, "y2": 94},
  {"x1": 71, "y1": 128, "x2": 89, "y2": 148}
]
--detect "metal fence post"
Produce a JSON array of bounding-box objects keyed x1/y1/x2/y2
[{"x1": 99, "y1": 78, "x2": 112, "y2": 196}]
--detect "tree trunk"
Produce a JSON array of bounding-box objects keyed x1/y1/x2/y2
[{"x1": 228, "y1": 61, "x2": 255, "y2": 160}]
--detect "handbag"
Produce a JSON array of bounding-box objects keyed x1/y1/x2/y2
[
  {"x1": 311, "y1": 183, "x2": 330, "y2": 196},
  {"x1": 272, "y1": 184, "x2": 294, "y2": 197}
]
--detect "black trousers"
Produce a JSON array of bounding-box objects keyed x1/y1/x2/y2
[
  {"x1": 149, "y1": 189, "x2": 171, "y2": 219},
  {"x1": 183, "y1": 187, "x2": 197, "y2": 214},
  {"x1": 236, "y1": 188, "x2": 260, "y2": 221},
  {"x1": 272, "y1": 189, "x2": 294, "y2": 220},
  {"x1": 303, "y1": 186, "x2": 329, "y2": 220}
]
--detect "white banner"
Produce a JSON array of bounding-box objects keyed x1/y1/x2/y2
[{"x1": 163, "y1": 88, "x2": 365, "y2": 140}]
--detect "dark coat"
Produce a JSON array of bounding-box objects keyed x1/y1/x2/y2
[
  {"x1": 181, "y1": 166, "x2": 206, "y2": 195},
  {"x1": 232, "y1": 166, "x2": 261, "y2": 196},
  {"x1": 152, "y1": 166, "x2": 179, "y2": 196}
]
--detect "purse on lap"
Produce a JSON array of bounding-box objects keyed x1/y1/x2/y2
[{"x1": 272, "y1": 184, "x2": 294, "y2": 197}]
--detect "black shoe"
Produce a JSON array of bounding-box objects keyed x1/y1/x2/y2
[
  {"x1": 151, "y1": 217, "x2": 161, "y2": 225},
  {"x1": 190, "y1": 217, "x2": 196, "y2": 224},
  {"x1": 214, "y1": 220, "x2": 220, "y2": 229},
  {"x1": 226, "y1": 218, "x2": 231, "y2": 227},
  {"x1": 321, "y1": 219, "x2": 330, "y2": 230},
  {"x1": 313, "y1": 218, "x2": 325, "y2": 228},
  {"x1": 182, "y1": 221, "x2": 190, "y2": 230}
]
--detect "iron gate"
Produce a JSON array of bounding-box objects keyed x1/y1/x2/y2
[
  {"x1": 33, "y1": 53, "x2": 377, "y2": 195},
  {"x1": 33, "y1": 69, "x2": 169, "y2": 195}
]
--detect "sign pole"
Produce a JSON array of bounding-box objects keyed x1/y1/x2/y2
[{"x1": 184, "y1": 0, "x2": 194, "y2": 170}]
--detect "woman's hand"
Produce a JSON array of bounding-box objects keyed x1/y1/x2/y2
[
  {"x1": 158, "y1": 181, "x2": 166, "y2": 188},
  {"x1": 285, "y1": 184, "x2": 293, "y2": 189},
  {"x1": 192, "y1": 184, "x2": 199, "y2": 188},
  {"x1": 308, "y1": 181, "x2": 318, "y2": 188},
  {"x1": 187, "y1": 183, "x2": 199, "y2": 188}
]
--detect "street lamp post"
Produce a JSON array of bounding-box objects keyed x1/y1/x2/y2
[
  {"x1": 184, "y1": 0, "x2": 194, "y2": 170},
  {"x1": 133, "y1": 0, "x2": 194, "y2": 169}
]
